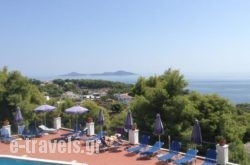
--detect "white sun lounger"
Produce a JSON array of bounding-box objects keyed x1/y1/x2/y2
[{"x1": 38, "y1": 125, "x2": 58, "y2": 134}]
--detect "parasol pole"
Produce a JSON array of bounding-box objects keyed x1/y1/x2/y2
[
  {"x1": 159, "y1": 135, "x2": 161, "y2": 147},
  {"x1": 193, "y1": 143, "x2": 197, "y2": 165},
  {"x1": 76, "y1": 115, "x2": 78, "y2": 132},
  {"x1": 168, "y1": 135, "x2": 171, "y2": 150},
  {"x1": 44, "y1": 114, "x2": 46, "y2": 126},
  {"x1": 101, "y1": 125, "x2": 103, "y2": 137}
]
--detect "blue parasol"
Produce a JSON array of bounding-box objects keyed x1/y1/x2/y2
[
  {"x1": 153, "y1": 113, "x2": 164, "y2": 143},
  {"x1": 191, "y1": 119, "x2": 202, "y2": 147},
  {"x1": 14, "y1": 107, "x2": 23, "y2": 125},
  {"x1": 97, "y1": 109, "x2": 105, "y2": 136},
  {"x1": 124, "y1": 110, "x2": 133, "y2": 131}
]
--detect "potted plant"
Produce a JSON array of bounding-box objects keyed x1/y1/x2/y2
[
  {"x1": 132, "y1": 123, "x2": 137, "y2": 130},
  {"x1": 3, "y1": 119, "x2": 9, "y2": 126},
  {"x1": 87, "y1": 117, "x2": 93, "y2": 123},
  {"x1": 216, "y1": 135, "x2": 226, "y2": 146},
  {"x1": 53, "y1": 110, "x2": 61, "y2": 118}
]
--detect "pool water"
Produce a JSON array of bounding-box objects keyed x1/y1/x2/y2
[
  {"x1": 1, "y1": 157, "x2": 61, "y2": 165},
  {"x1": 0, "y1": 156, "x2": 85, "y2": 165}
]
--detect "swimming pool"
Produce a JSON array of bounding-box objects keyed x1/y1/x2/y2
[{"x1": 0, "y1": 155, "x2": 87, "y2": 165}]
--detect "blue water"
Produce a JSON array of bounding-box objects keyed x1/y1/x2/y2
[
  {"x1": 31, "y1": 75, "x2": 250, "y2": 104},
  {"x1": 0, "y1": 157, "x2": 66, "y2": 165},
  {"x1": 187, "y1": 80, "x2": 250, "y2": 104}
]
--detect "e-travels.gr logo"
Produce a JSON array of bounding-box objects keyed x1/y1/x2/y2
[{"x1": 9, "y1": 139, "x2": 100, "y2": 155}]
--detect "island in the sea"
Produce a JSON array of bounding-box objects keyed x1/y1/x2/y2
[{"x1": 61, "y1": 70, "x2": 137, "y2": 76}]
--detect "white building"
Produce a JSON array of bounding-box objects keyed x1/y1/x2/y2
[
  {"x1": 114, "y1": 93, "x2": 133, "y2": 104},
  {"x1": 62, "y1": 91, "x2": 81, "y2": 100}
]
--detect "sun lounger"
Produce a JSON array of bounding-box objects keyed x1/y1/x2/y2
[
  {"x1": 67, "y1": 130, "x2": 88, "y2": 142},
  {"x1": 99, "y1": 137, "x2": 109, "y2": 151},
  {"x1": 139, "y1": 141, "x2": 164, "y2": 158},
  {"x1": 99, "y1": 136, "x2": 122, "y2": 152},
  {"x1": 99, "y1": 137, "x2": 122, "y2": 152},
  {"x1": 0, "y1": 131, "x2": 5, "y2": 141},
  {"x1": 174, "y1": 148, "x2": 198, "y2": 165},
  {"x1": 1, "y1": 135, "x2": 16, "y2": 144},
  {"x1": 62, "y1": 127, "x2": 87, "y2": 136},
  {"x1": 127, "y1": 135, "x2": 150, "y2": 153},
  {"x1": 21, "y1": 128, "x2": 38, "y2": 139},
  {"x1": 109, "y1": 140, "x2": 122, "y2": 151},
  {"x1": 158, "y1": 141, "x2": 181, "y2": 162},
  {"x1": 38, "y1": 125, "x2": 58, "y2": 134},
  {"x1": 201, "y1": 149, "x2": 217, "y2": 165},
  {"x1": 81, "y1": 131, "x2": 107, "y2": 143},
  {"x1": 62, "y1": 127, "x2": 88, "y2": 141}
]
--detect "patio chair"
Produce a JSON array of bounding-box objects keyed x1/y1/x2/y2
[
  {"x1": 99, "y1": 137, "x2": 122, "y2": 152},
  {"x1": 116, "y1": 127, "x2": 126, "y2": 138},
  {"x1": 81, "y1": 131, "x2": 107, "y2": 143},
  {"x1": 158, "y1": 141, "x2": 181, "y2": 162},
  {"x1": 99, "y1": 137, "x2": 109, "y2": 152},
  {"x1": 0, "y1": 130, "x2": 5, "y2": 141},
  {"x1": 38, "y1": 125, "x2": 58, "y2": 134},
  {"x1": 21, "y1": 128, "x2": 37, "y2": 139},
  {"x1": 61, "y1": 127, "x2": 87, "y2": 137},
  {"x1": 62, "y1": 127, "x2": 88, "y2": 141},
  {"x1": 115, "y1": 127, "x2": 128, "y2": 145},
  {"x1": 31, "y1": 126, "x2": 45, "y2": 137},
  {"x1": 201, "y1": 149, "x2": 217, "y2": 165},
  {"x1": 139, "y1": 141, "x2": 164, "y2": 158},
  {"x1": 68, "y1": 129, "x2": 88, "y2": 142},
  {"x1": 1, "y1": 135, "x2": 16, "y2": 144},
  {"x1": 109, "y1": 140, "x2": 122, "y2": 151},
  {"x1": 174, "y1": 148, "x2": 198, "y2": 165},
  {"x1": 127, "y1": 135, "x2": 150, "y2": 153}
]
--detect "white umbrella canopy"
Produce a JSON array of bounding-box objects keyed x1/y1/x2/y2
[
  {"x1": 65, "y1": 105, "x2": 89, "y2": 131},
  {"x1": 34, "y1": 104, "x2": 56, "y2": 125},
  {"x1": 34, "y1": 104, "x2": 56, "y2": 112},
  {"x1": 65, "y1": 106, "x2": 89, "y2": 114}
]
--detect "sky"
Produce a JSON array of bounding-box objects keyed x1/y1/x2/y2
[{"x1": 1, "y1": 0, "x2": 250, "y2": 79}]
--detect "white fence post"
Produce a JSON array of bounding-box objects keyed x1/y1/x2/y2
[
  {"x1": 53, "y1": 117, "x2": 61, "y2": 129},
  {"x1": 216, "y1": 144, "x2": 229, "y2": 165},
  {"x1": 1, "y1": 124, "x2": 11, "y2": 137},
  {"x1": 86, "y1": 122, "x2": 95, "y2": 136},
  {"x1": 129, "y1": 129, "x2": 139, "y2": 144}
]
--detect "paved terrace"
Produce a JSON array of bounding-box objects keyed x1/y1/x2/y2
[{"x1": 0, "y1": 129, "x2": 205, "y2": 165}]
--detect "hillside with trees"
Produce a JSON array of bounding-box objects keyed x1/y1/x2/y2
[
  {"x1": 1, "y1": 67, "x2": 250, "y2": 163},
  {"x1": 130, "y1": 69, "x2": 250, "y2": 164},
  {"x1": 0, "y1": 67, "x2": 45, "y2": 126}
]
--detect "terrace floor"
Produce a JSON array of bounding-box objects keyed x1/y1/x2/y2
[{"x1": 0, "y1": 129, "x2": 204, "y2": 165}]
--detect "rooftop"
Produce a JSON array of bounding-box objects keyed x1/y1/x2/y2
[{"x1": 0, "y1": 129, "x2": 206, "y2": 165}]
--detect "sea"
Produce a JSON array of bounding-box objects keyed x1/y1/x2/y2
[{"x1": 31, "y1": 74, "x2": 250, "y2": 104}]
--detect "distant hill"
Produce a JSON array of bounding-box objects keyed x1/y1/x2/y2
[
  {"x1": 62, "y1": 72, "x2": 87, "y2": 76},
  {"x1": 62, "y1": 70, "x2": 136, "y2": 76}
]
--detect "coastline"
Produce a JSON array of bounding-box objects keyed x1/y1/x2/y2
[{"x1": 30, "y1": 75, "x2": 250, "y2": 104}]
